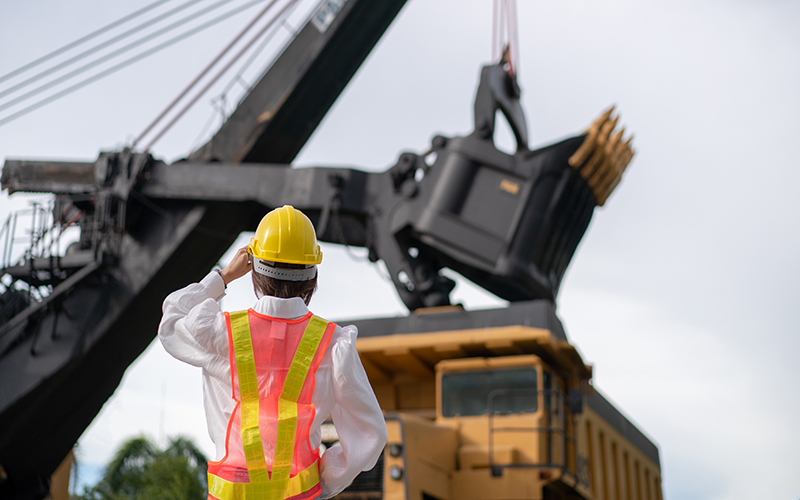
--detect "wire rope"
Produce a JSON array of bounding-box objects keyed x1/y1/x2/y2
[
  {"x1": 189, "y1": 106, "x2": 223, "y2": 152},
  {"x1": 492, "y1": 0, "x2": 520, "y2": 76},
  {"x1": 186, "y1": 0, "x2": 300, "y2": 155},
  {"x1": 509, "y1": 0, "x2": 520, "y2": 77},
  {"x1": 0, "y1": 0, "x2": 175, "y2": 86},
  {"x1": 133, "y1": 0, "x2": 280, "y2": 148},
  {"x1": 0, "y1": 0, "x2": 270, "y2": 129},
  {"x1": 0, "y1": 0, "x2": 246, "y2": 113},
  {"x1": 143, "y1": 0, "x2": 298, "y2": 151},
  {"x1": 0, "y1": 0, "x2": 217, "y2": 101},
  {"x1": 219, "y1": 0, "x2": 299, "y2": 99},
  {"x1": 492, "y1": 0, "x2": 501, "y2": 64}
]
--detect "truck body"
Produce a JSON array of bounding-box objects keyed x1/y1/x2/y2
[{"x1": 326, "y1": 302, "x2": 661, "y2": 500}]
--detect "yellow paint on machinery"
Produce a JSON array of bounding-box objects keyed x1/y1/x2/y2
[
  {"x1": 343, "y1": 322, "x2": 662, "y2": 500},
  {"x1": 568, "y1": 107, "x2": 635, "y2": 206}
]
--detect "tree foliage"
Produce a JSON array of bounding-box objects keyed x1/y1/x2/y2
[{"x1": 72, "y1": 435, "x2": 207, "y2": 500}]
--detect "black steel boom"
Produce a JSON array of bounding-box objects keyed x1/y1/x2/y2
[
  {"x1": 190, "y1": 0, "x2": 408, "y2": 164},
  {"x1": 0, "y1": 0, "x2": 407, "y2": 496},
  {"x1": 0, "y1": 1, "x2": 636, "y2": 496}
]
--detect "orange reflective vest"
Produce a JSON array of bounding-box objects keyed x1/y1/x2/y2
[{"x1": 208, "y1": 309, "x2": 335, "y2": 500}]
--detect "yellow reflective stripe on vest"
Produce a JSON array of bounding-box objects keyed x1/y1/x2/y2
[
  {"x1": 228, "y1": 311, "x2": 328, "y2": 494},
  {"x1": 272, "y1": 315, "x2": 327, "y2": 481},
  {"x1": 209, "y1": 461, "x2": 320, "y2": 500},
  {"x1": 229, "y1": 311, "x2": 270, "y2": 483}
]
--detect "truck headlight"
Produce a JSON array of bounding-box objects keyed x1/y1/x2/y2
[{"x1": 389, "y1": 465, "x2": 403, "y2": 481}]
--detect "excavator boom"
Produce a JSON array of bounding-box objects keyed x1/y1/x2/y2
[{"x1": 0, "y1": 2, "x2": 635, "y2": 497}]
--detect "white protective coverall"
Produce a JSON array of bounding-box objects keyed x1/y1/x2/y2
[{"x1": 158, "y1": 271, "x2": 387, "y2": 499}]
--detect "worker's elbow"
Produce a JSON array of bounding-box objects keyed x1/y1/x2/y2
[
  {"x1": 156, "y1": 319, "x2": 170, "y2": 343},
  {"x1": 364, "y1": 420, "x2": 388, "y2": 470},
  {"x1": 157, "y1": 304, "x2": 178, "y2": 339},
  {"x1": 377, "y1": 420, "x2": 388, "y2": 449}
]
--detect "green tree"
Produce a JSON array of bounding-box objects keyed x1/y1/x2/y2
[{"x1": 72, "y1": 436, "x2": 207, "y2": 500}]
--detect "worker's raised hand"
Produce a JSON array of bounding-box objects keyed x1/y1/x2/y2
[{"x1": 220, "y1": 246, "x2": 252, "y2": 285}]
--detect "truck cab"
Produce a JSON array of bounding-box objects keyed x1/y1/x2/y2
[{"x1": 435, "y1": 355, "x2": 588, "y2": 500}]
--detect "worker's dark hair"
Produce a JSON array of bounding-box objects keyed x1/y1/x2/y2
[{"x1": 252, "y1": 262, "x2": 317, "y2": 305}]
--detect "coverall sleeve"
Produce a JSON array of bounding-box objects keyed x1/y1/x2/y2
[
  {"x1": 319, "y1": 325, "x2": 388, "y2": 499},
  {"x1": 158, "y1": 272, "x2": 230, "y2": 380}
]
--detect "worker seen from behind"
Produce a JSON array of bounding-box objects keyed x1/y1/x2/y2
[{"x1": 158, "y1": 205, "x2": 387, "y2": 500}]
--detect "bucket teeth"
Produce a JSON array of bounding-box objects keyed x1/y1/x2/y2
[
  {"x1": 598, "y1": 138, "x2": 635, "y2": 206},
  {"x1": 588, "y1": 127, "x2": 625, "y2": 189},
  {"x1": 569, "y1": 105, "x2": 615, "y2": 168},
  {"x1": 568, "y1": 107, "x2": 635, "y2": 205}
]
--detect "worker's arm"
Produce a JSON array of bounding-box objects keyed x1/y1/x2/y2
[
  {"x1": 319, "y1": 325, "x2": 388, "y2": 499},
  {"x1": 158, "y1": 247, "x2": 251, "y2": 372},
  {"x1": 158, "y1": 271, "x2": 229, "y2": 372}
]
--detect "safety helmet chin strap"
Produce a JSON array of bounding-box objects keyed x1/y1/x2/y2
[{"x1": 252, "y1": 257, "x2": 317, "y2": 282}]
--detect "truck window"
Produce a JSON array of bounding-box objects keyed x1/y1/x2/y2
[{"x1": 441, "y1": 367, "x2": 537, "y2": 417}]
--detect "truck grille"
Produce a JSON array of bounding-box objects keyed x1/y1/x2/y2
[{"x1": 330, "y1": 450, "x2": 384, "y2": 499}]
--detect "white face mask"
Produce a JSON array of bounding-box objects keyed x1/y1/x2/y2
[{"x1": 252, "y1": 258, "x2": 317, "y2": 282}]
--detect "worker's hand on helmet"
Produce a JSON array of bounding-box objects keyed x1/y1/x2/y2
[{"x1": 220, "y1": 247, "x2": 252, "y2": 285}]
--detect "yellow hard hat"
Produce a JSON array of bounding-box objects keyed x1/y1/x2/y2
[{"x1": 248, "y1": 206, "x2": 322, "y2": 268}]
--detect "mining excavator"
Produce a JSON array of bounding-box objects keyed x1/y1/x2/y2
[{"x1": 0, "y1": 1, "x2": 660, "y2": 499}]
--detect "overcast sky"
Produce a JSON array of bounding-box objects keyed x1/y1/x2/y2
[{"x1": 2, "y1": 1, "x2": 799, "y2": 499}]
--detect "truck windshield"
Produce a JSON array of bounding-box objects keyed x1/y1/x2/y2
[{"x1": 441, "y1": 367, "x2": 537, "y2": 417}]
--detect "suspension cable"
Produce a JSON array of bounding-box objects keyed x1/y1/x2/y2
[
  {"x1": 0, "y1": 0, "x2": 245, "y2": 114},
  {"x1": 185, "y1": 0, "x2": 301, "y2": 153},
  {"x1": 509, "y1": 0, "x2": 520, "y2": 77},
  {"x1": 0, "y1": 0, "x2": 175, "y2": 86},
  {"x1": 219, "y1": 0, "x2": 300, "y2": 98},
  {"x1": 0, "y1": 0, "x2": 270, "y2": 129},
  {"x1": 133, "y1": 0, "x2": 281, "y2": 148},
  {"x1": 143, "y1": 0, "x2": 298, "y2": 151},
  {"x1": 492, "y1": 0, "x2": 501, "y2": 64},
  {"x1": 492, "y1": 0, "x2": 520, "y2": 77},
  {"x1": 0, "y1": 0, "x2": 210, "y2": 101}
]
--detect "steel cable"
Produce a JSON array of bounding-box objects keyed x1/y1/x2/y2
[
  {"x1": 133, "y1": 0, "x2": 281, "y2": 148},
  {"x1": 0, "y1": 0, "x2": 247, "y2": 113},
  {"x1": 0, "y1": 0, "x2": 271, "y2": 128},
  {"x1": 219, "y1": 0, "x2": 300, "y2": 98},
  {"x1": 492, "y1": 0, "x2": 520, "y2": 77},
  {"x1": 186, "y1": 0, "x2": 303, "y2": 154},
  {"x1": 0, "y1": 0, "x2": 175, "y2": 86},
  {"x1": 0, "y1": 0, "x2": 215, "y2": 101},
  {"x1": 143, "y1": 0, "x2": 299, "y2": 151}
]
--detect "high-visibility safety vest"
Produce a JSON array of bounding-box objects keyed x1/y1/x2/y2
[{"x1": 208, "y1": 309, "x2": 335, "y2": 500}]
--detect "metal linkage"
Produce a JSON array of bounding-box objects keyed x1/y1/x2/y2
[
  {"x1": 0, "y1": 202, "x2": 56, "y2": 270},
  {"x1": 128, "y1": 63, "x2": 634, "y2": 310},
  {"x1": 0, "y1": 150, "x2": 151, "y2": 356},
  {"x1": 363, "y1": 64, "x2": 632, "y2": 308},
  {"x1": 0, "y1": 156, "x2": 134, "y2": 290}
]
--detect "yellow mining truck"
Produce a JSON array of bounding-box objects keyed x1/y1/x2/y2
[{"x1": 325, "y1": 302, "x2": 661, "y2": 500}]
